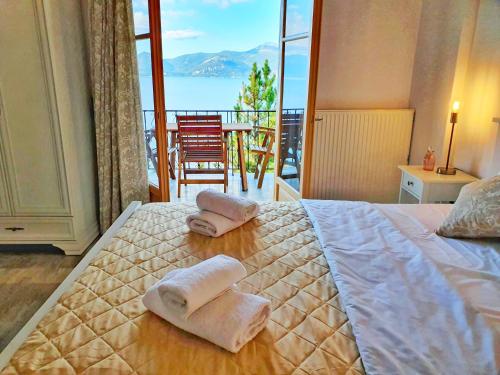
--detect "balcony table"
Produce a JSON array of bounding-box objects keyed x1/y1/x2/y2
[{"x1": 166, "y1": 122, "x2": 254, "y2": 191}]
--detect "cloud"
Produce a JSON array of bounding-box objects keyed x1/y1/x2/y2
[
  {"x1": 133, "y1": 11, "x2": 149, "y2": 34},
  {"x1": 162, "y1": 29, "x2": 204, "y2": 40},
  {"x1": 285, "y1": 10, "x2": 308, "y2": 36},
  {"x1": 163, "y1": 9, "x2": 196, "y2": 18},
  {"x1": 202, "y1": 0, "x2": 250, "y2": 9},
  {"x1": 136, "y1": 0, "x2": 149, "y2": 9}
]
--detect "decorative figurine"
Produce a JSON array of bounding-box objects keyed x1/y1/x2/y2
[{"x1": 423, "y1": 147, "x2": 436, "y2": 171}]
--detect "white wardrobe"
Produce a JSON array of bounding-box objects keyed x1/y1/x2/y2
[{"x1": 0, "y1": 0, "x2": 98, "y2": 255}]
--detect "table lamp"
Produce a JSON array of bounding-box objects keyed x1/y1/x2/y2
[{"x1": 437, "y1": 101, "x2": 460, "y2": 175}]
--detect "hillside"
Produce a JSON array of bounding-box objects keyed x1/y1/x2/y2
[{"x1": 137, "y1": 44, "x2": 307, "y2": 78}]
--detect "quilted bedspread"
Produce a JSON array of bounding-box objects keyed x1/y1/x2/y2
[{"x1": 1, "y1": 202, "x2": 363, "y2": 375}]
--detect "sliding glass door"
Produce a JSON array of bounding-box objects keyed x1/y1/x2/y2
[
  {"x1": 275, "y1": 0, "x2": 322, "y2": 199},
  {"x1": 133, "y1": 0, "x2": 170, "y2": 201}
]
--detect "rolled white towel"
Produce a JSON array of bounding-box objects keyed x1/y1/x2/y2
[
  {"x1": 196, "y1": 190, "x2": 260, "y2": 222},
  {"x1": 186, "y1": 210, "x2": 243, "y2": 237},
  {"x1": 157, "y1": 255, "x2": 247, "y2": 319},
  {"x1": 143, "y1": 269, "x2": 271, "y2": 353}
]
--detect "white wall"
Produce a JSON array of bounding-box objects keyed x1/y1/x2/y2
[
  {"x1": 452, "y1": 0, "x2": 500, "y2": 177},
  {"x1": 315, "y1": 0, "x2": 499, "y2": 178},
  {"x1": 407, "y1": 0, "x2": 500, "y2": 178},
  {"x1": 315, "y1": 0, "x2": 422, "y2": 110},
  {"x1": 407, "y1": 0, "x2": 478, "y2": 165}
]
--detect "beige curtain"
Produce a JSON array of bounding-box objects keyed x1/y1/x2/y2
[{"x1": 89, "y1": 0, "x2": 149, "y2": 231}]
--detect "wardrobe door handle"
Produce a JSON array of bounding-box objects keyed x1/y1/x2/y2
[{"x1": 5, "y1": 227, "x2": 24, "y2": 232}]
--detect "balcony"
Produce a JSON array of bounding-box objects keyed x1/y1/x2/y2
[{"x1": 142, "y1": 109, "x2": 304, "y2": 201}]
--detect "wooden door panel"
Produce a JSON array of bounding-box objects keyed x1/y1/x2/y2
[
  {"x1": 133, "y1": 0, "x2": 170, "y2": 201},
  {"x1": 0, "y1": 145, "x2": 11, "y2": 216},
  {"x1": 275, "y1": 0, "x2": 322, "y2": 198},
  {"x1": 0, "y1": 1, "x2": 70, "y2": 216}
]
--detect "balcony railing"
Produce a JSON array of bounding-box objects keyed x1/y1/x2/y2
[{"x1": 142, "y1": 109, "x2": 304, "y2": 176}]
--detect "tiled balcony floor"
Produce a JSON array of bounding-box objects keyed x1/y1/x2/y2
[{"x1": 148, "y1": 170, "x2": 275, "y2": 202}]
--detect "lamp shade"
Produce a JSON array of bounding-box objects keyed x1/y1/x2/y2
[{"x1": 452, "y1": 101, "x2": 460, "y2": 113}]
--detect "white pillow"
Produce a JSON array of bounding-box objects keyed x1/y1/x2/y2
[{"x1": 437, "y1": 175, "x2": 500, "y2": 238}]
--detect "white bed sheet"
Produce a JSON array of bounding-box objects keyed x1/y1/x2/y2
[
  {"x1": 378, "y1": 204, "x2": 500, "y2": 328},
  {"x1": 302, "y1": 200, "x2": 499, "y2": 375}
]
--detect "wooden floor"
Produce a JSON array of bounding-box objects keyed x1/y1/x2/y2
[{"x1": 0, "y1": 245, "x2": 85, "y2": 351}]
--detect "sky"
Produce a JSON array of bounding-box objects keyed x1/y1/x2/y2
[{"x1": 132, "y1": 0, "x2": 281, "y2": 59}]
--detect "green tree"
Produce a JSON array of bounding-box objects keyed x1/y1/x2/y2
[
  {"x1": 244, "y1": 62, "x2": 263, "y2": 113},
  {"x1": 233, "y1": 60, "x2": 277, "y2": 174},
  {"x1": 234, "y1": 60, "x2": 277, "y2": 123},
  {"x1": 234, "y1": 89, "x2": 244, "y2": 115},
  {"x1": 261, "y1": 60, "x2": 276, "y2": 110}
]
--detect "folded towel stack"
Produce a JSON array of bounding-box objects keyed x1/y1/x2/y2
[
  {"x1": 142, "y1": 255, "x2": 271, "y2": 353},
  {"x1": 157, "y1": 255, "x2": 246, "y2": 319},
  {"x1": 186, "y1": 190, "x2": 260, "y2": 237}
]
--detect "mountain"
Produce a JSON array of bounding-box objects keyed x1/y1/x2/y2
[{"x1": 137, "y1": 43, "x2": 307, "y2": 78}]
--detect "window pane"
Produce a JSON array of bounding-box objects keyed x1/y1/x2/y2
[
  {"x1": 285, "y1": 0, "x2": 312, "y2": 36},
  {"x1": 132, "y1": 0, "x2": 149, "y2": 35},
  {"x1": 279, "y1": 38, "x2": 309, "y2": 192},
  {"x1": 136, "y1": 39, "x2": 158, "y2": 186}
]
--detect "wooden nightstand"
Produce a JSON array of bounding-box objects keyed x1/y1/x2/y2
[{"x1": 398, "y1": 165, "x2": 478, "y2": 204}]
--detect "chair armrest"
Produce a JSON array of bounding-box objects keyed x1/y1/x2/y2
[
  {"x1": 255, "y1": 126, "x2": 274, "y2": 131},
  {"x1": 254, "y1": 126, "x2": 275, "y2": 135}
]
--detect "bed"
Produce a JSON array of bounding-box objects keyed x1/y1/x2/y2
[{"x1": 0, "y1": 201, "x2": 498, "y2": 374}]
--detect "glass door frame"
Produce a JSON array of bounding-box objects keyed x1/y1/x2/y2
[
  {"x1": 135, "y1": 0, "x2": 170, "y2": 202},
  {"x1": 273, "y1": 0, "x2": 322, "y2": 200}
]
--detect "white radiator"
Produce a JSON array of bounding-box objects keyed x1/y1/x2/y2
[{"x1": 310, "y1": 109, "x2": 414, "y2": 203}]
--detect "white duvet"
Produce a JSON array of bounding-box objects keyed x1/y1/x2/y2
[{"x1": 302, "y1": 200, "x2": 499, "y2": 375}]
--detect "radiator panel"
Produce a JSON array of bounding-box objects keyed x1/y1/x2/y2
[{"x1": 310, "y1": 110, "x2": 414, "y2": 202}]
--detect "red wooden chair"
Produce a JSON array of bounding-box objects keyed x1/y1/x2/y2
[{"x1": 176, "y1": 115, "x2": 228, "y2": 197}]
